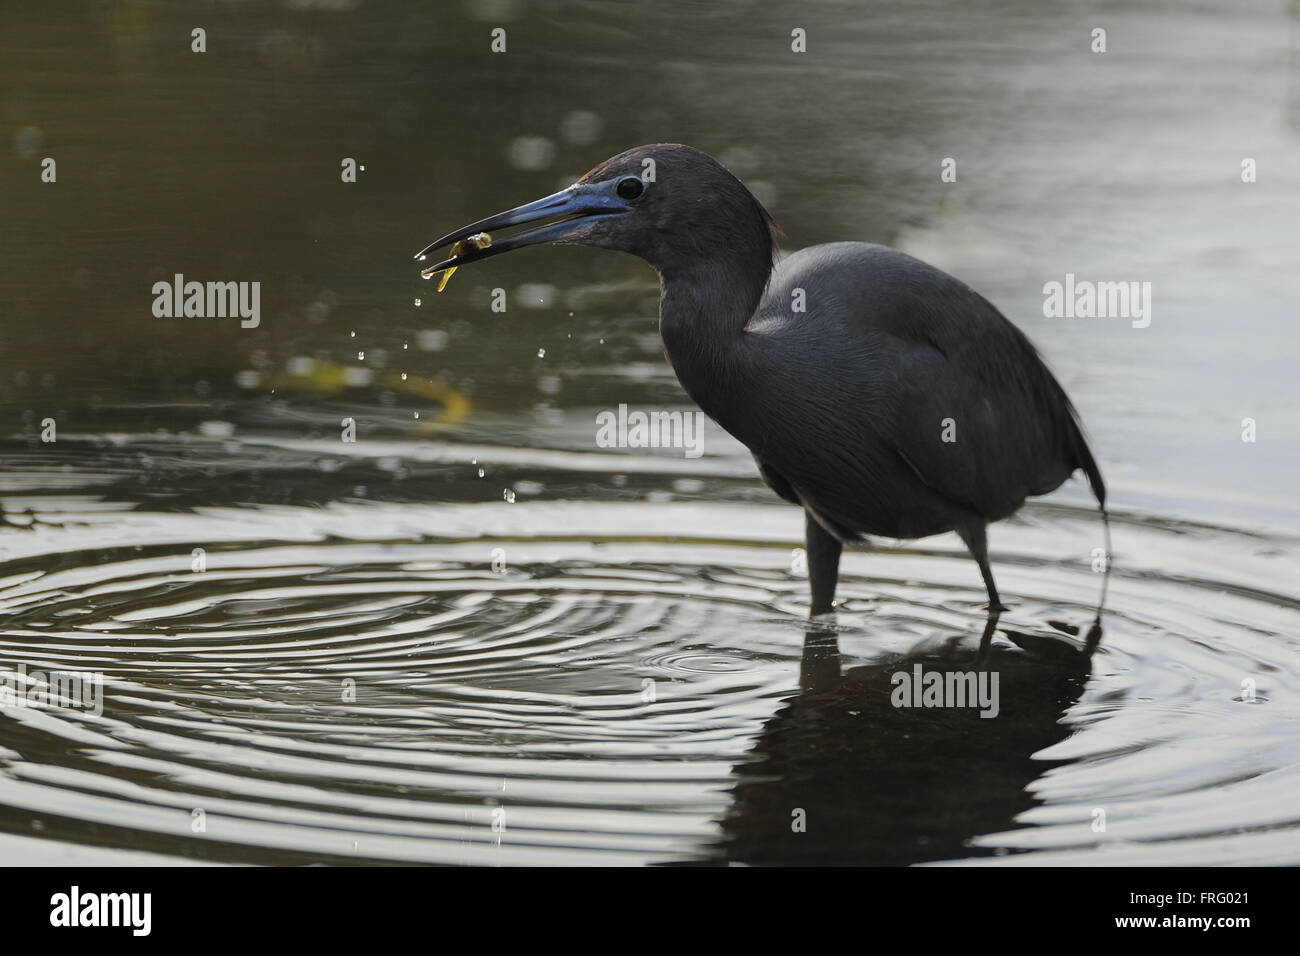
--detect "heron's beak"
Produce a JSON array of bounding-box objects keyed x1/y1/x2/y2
[{"x1": 414, "y1": 182, "x2": 630, "y2": 278}]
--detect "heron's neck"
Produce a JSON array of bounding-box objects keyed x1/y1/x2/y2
[{"x1": 657, "y1": 256, "x2": 771, "y2": 396}]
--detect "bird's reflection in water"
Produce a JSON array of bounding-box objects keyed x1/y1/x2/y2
[{"x1": 711, "y1": 613, "x2": 1103, "y2": 866}]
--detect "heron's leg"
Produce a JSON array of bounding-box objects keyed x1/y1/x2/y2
[
  {"x1": 805, "y1": 510, "x2": 843, "y2": 616},
  {"x1": 957, "y1": 521, "x2": 1006, "y2": 613}
]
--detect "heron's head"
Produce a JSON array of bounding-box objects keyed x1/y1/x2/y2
[{"x1": 415, "y1": 144, "x2": 779, "y2": 281}]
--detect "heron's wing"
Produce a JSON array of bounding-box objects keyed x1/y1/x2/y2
[
  {"x1": 778, "y1": 243, "x2": 1098, "y2": 518},
  {"x1": 758, "y1": 243, "x2": 1103, "y2": 527},
  {"x1": 879, "y1": 284, "x2": 1096, "y2": 520}
]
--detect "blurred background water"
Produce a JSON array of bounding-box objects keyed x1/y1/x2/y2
[{"x1": 0, "y1": 0, "x2": 1296, "y2": 865}]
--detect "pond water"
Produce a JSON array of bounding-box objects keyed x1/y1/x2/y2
[{"x1": 0, "y1": 0, "x2": 1297, "y2": 864}]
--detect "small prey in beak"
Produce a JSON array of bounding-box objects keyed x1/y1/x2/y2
[{"x1": 422, "y1": 232, "x2": 493, "y2": 291}]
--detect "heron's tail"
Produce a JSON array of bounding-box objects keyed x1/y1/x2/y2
[
  {"x1": 1070, "y1": 424, "x2": 1106, "y2": 511},
  {"x1": 1028, "y1": 335, "x2": 1105, "y2": 510}
]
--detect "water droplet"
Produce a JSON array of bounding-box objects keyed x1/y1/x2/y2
[
  {"x1": 517, "y1": 282, "x2": 556, "y2": 309},
  {"x1": 413, "y1": 298, "x2": 422, "y2": 307},
  {"x1": 357, "y1": 351, "x2": 365, "y2": 361},
  {"x1": 419, "y1": 254, "x2": 427, "y2": 262},
  {"x1": 413, "y1": 412, "x2": 420, "y2": 419},
  {"x1": 477, "y1": 468, "x2": 485, "y2": 478},
  {"x1": 400, "y1": 372, "x2": 408, "y2": 381},
  {"x1": 502, "y1": 488, "x2": 516, "y2": 503},
  {"x1": 349, "y1": 331, "x2": 356, "y2": 338},
  {"x1": 537, "y1": 348, "x2": 546, "y2": 358}
]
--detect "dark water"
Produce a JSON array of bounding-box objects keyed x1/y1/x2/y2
[{"x1": 0, "y1": 0, "x2": 1297, "y2": 864}]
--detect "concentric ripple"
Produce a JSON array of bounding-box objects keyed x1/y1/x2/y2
[{"x1": 0, "y1": 442, "x2": 1298, "y2": 865}]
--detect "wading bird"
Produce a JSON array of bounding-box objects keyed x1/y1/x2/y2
[{"x1": 415, "y1": 144, "x2": 1106, "y2": 619}]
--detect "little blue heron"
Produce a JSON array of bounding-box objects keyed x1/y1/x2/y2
[{"x1": 415, "y1": 144, "x2": 1107, "y2": 618}]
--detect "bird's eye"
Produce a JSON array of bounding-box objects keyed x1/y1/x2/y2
[{"x1": 616, "y1": 176, "x2": 645, "y2": 200}]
